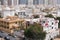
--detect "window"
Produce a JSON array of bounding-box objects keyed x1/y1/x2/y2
[
  {"x1": 15, "y1": 22, "x2": 17, "y2": 24},
  {"x1": 52, "y1": 27, "x2": 53, "y2": 29},
  {"x1": 26, "y1": 21, "x2": 30, "y2": 26},
  {"x1": 52, "y1": 22, "x2": 53, "y2": 25},
  {"x1": 6, "y1": 27, "x2": 9, "y2": 29},
  {"x1": 4, "y1": 26, "x2": 6, "y2": 28},
  {"x1": 43, "y1": 21, "x2": 45, "y2": 23},
  {"x1": 18, "y1": 12, "x2": 26, "y2": 16},
  {"x1": 50, "y1": 38, "x2": 53, "y2": 40},
  {"x1": 23, "y1": 12, "x2": 26, "y2": 16}
]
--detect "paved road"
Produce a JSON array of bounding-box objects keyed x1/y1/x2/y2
[{"x1": 0, "y1": 30, "x2": 24, "y2": 40}]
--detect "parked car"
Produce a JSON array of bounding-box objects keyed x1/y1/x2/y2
[{"x1": 4, "y1": 37, "x2": 10, "y2": 40}]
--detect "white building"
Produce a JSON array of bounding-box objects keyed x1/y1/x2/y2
[
  {"x1": 1, "y1": 7, "x2": 15, "y2": 17},
  {"x1": 25, "y1": 16, "x2": 59, "y2": 40},
  {"x1": 0, "y1": 1, "x2": 15, "y2": 18},
  {"x1": 41, "y1": 18, "x2": 59, "y2": 40}
]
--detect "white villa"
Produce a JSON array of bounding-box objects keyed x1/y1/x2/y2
[{"x1": 25, "y1": 16, "x2": 59, "y2": 40}]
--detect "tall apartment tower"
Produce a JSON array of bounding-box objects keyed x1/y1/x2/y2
[
  {"x1": 57, "y1": 0, "x2": 60, "y2": 5},
  {"x1": 48, "y1": 0, "x2": 57, "y2": 6},
  {"x1": 18, "y1": 0, "x2": 28, "y2": 5},
  {"x1": 39, "y1": 0, "x2": 44, "y2": 5},
  {"x1": 0, "y1": 0, "x2": 60, "y2": 6},
  {"x1": 28, "y1": 0, "x2": 33, "y2": 5},
  {"x1": 44, "y1": 0, "x2": 48, "y2": 5},
  {"x1": 8, "y1": 0, "x2": 19, "y2": 6},
  {"x1": 1, "y1": 0, "x2": 19, "y2": 6},
  {"x1": 0, "y1": 0, "x2": 4, "y2": 5}
]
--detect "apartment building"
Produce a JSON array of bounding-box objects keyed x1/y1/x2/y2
[
  {"x1": 0, "y1": 16, "x2": 25, "y2": 33},
  {"x1": 24, "y1": 15, "x2": 59, "y2": 40},
  {"x1": 0, "y1": 0, "x2": 4, "y2": 5}
]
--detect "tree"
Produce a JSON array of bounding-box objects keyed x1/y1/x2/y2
[
  {"x1": 15, "y1": 13, "x2": 18, "y2": 16},
  {"x1": 45, "y1": 14, "x2": 54, "y2": 18},
  {"x1": 33, "y1": 15, "x2": 39, "y2": 18},
  {"x1": 24, "y1": 23, "x2": 46, "y2": 40},
  {"x1": 56, "y1": 17, "x2": 60, "y2": 28}
]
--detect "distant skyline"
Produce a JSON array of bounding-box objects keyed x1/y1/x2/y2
[
  {"x1": 0, "y1": 0, "x2": 60, "y2": 5},
  {"x1": 0, "y1": 0, "x2": 4, "y2": 5}
]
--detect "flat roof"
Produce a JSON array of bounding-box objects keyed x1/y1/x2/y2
[{"x1": 0, "y1": 16, "x2": 24, "y2": 23}]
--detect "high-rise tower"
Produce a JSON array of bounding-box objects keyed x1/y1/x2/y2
[
  {"x1": 8, "y1": 0, "x2": 19, "y2": 6},
  {"x1": 0, "y1": 0, "x2": 4, "y2": 5},
  {"x1": 48, "y1": 0, "x2": 57, "y2": 6},
  {"x1": 28, "y1": 0, "x2": 33, "y2": 5}
]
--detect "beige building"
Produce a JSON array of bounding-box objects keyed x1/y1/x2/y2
[{"x1": 0, "y1": 16, "x2": 25, "y2": 33}]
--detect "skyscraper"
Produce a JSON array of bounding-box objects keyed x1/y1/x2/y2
[
  {"x1": 0, "y1": 0, "x2": 4, "y2": 5},
  {"x1": 0, "y1": 0, "x2": 60, "y2": 6},
  {"x1": 19, "y1": 0, "x2": 28, "y2": 5},
  {"x1": 33, "y1": 0, "x2": 39, "y2": 5},
  {"x1": 39, "y1": 0, "x2": 44, "y2": 4},
  {"x1": 48, "y1": 0, "x2": 57, "y2": 5},
  {"x1": 44, "y1": 0, "x2": 48, "y2": 5},
  {"x1": 28, "y1": 0, "x2": 33, "y2": 5},
  {"x1": 57, "y1": 0, "x2": 60, "y2": 5},
  {"x1": 8, "y1": 0, "x2": 12, "y2": 6},
  {"x1": 8, "y1": 0, "x2": 18, "y2": 6}
]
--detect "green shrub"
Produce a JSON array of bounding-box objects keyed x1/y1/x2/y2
[
  {"x1": 45, "y1": 14, "x2": 54, "y2": 18},
  {"x1": 56, "y1": 17, "x2": 60, "y2": 28},
  {"x1": 15, "y1": 13, "x2": 18, "y2": 16},
  {"x1": 33, "y1": 15, "x2": 39, "y2": 18},
  {"x1": 24, "y1": 23, "x2": 46, "y2": 40}
]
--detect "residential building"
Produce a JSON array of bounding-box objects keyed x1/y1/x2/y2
[
  {"x1": 19, "y1": 0, "x2": 28, "y2": 5},
  {"x1": 25, "y1": 16, "x2": 59, "y2": 40},
  {"x1": 0, "y1": 16, "x2": 25, "y2": 33},
  {"x1": 57, "y1": 0, "x2": 60, "y2": 5},
  {"x1": 0, "y1": 0, "x2": 15, "y2": 18},
  {"x1": 0, "y1": 0, "x2": 4, "y2": 5}
]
